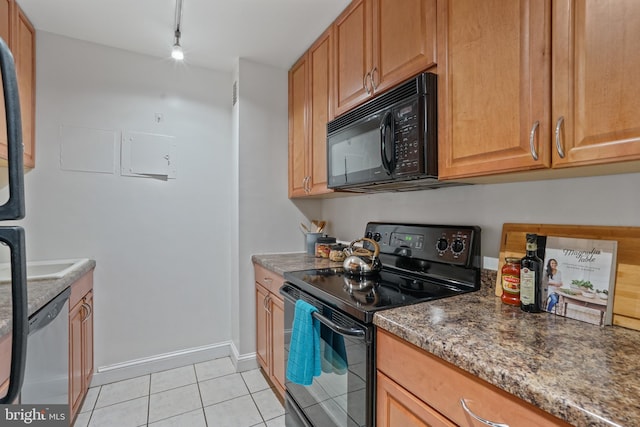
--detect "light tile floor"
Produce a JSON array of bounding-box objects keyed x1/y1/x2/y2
[{"x1": 73, "y1": 357, "x2": 285, "y2": 427}]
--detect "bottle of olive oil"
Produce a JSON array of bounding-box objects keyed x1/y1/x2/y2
[{"x1": 520, "y1": 233, "x2": 543, "y2": 313}]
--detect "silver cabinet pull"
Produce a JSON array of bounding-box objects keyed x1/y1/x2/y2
[
  {"x1": 363, "y1": 72, "x2": 372, "y2": 95},
  {"x1": 265, "y1": 295, "x2": 272, "y2": 314},
  {"x1": 529, "y1": 121, "x2": 540, "y2": 161},
  {"x1": 370, "y1": 67, "x2": 378, "y2": 92},
  {"x1": 302, "y1": 176, "x2": 310, "y2": 194},
  {"x1": 263, "y1": 277, "x2": 273, "y2": 284},
  {"x1": 460, "y1": 399, "x2": 509, "y2": 427},
  {"x1": 82, "y1": 301, "x2": 92, "y2": 322},
  {"x1": 555, "y1": 116, "x2": 566, "y2": 158}
]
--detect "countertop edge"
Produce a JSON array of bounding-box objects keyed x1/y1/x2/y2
[{"x1": 0, "y1": 259, "x2": 96, "y2": 338}]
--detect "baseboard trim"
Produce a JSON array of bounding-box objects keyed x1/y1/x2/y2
[
  {"x1": 91, "y1": 341, "x2": 232, "y2": 386},
  {"x1": 229, "y1": 341, "x2": 259, "y2": 372}
]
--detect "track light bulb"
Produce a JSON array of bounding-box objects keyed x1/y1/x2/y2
[{"x1": 171, "y1": 42, "x2": 184, "y2": 61}]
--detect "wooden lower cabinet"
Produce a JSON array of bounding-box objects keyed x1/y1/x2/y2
[
  {"x1": 69, "y1": 271, "x2": 94, "y2": 424},
  {"x1": 0, "y1": 332, "x2": 10, "y2": 399},
  {"x1": 376, "y1": 329, "x2": 570, "y2": 427},
  {"x1": 254, "y1": 264, "x2": 285, "y2": 399},
  {"x1": 378, "y1": 371, "x2": 456, "y2": 427}
]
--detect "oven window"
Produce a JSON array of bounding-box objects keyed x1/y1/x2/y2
[{"x1": 284, "y1": 302, "x2": 370, "y2": 427}]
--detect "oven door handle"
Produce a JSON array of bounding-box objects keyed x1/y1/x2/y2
[{"x1": 280, "y1": 287, "x2": 367, "y2": 339}]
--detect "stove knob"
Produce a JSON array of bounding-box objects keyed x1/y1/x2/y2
[
  {"x1": 373, "y1": 232, "x2": 381, "y2": 242},
  {"x1": 436, "y1": 238, "x2": 448, "y2": 252},
  {"x1": 365, "y1": 231, "x2": 373, "y2": 239},
  {"x1": 451, "y1": 239, "x2": 465, "y2": 254}
]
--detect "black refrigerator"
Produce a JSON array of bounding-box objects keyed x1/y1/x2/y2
[{"x1": 0, "y1": 36, "x2": 28, "y2": 404}]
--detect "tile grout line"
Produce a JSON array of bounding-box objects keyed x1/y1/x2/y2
[{"x1": 194, "y1": 363, "x2": 209, "y2": 427}]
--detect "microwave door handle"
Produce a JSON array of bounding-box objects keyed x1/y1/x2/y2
[
  {"x1": 380, "y1": 111, "x2": 395, "y2": 175},
  {"x1": 0, "y1": 227, "x2": 28, "y2": 404},
  {"x1": 0, "y1": 38, "x2": 26, "y2": 220}
]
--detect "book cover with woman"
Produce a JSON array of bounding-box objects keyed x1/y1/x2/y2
[{"x1": 542, "y1": 236, "x2": 618, "y2": 326}]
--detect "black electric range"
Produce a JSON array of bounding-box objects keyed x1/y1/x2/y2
[{"x1": 283, "y1": 222, "x2": 481, "y2": 323}]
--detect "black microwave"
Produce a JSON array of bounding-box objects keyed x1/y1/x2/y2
[{"x1": 327, "y1": 72, "x2": 446, "y2": 192}]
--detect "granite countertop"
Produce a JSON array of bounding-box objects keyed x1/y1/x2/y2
[
  {"x1": 252, "y1": 252, "x2": 343, "y2": 276},
  {"x1": 0, "y1": 259, "x2": 96, "y2": 338},
  {"x1": 252, "y1": 253, "x2": 640, "y2": 427}
]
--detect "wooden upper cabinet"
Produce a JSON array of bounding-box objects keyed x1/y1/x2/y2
[
  {"x1": 288, "y1": 56, "x2": 308, "y2": 198},
  {"x1": 551, "y1": 0, "x2": 640, "y2": 167},
  {"x1": 437, "y1": 0, "x2": 551, "y2": 179},
  {"x1": 307, "y1": 29, "x2": 333, "y2": 195},
  {"x1": 372, "y1": 0, "x2": 437, "y2": 95},
  {"x1": 0, "y1": 0, "x2": 35, "y2": 168},
  {"x1": 0, "y1": 0, "x2": 12, "y2": 162},
  {"x1": 334, "y1": 0, "x2": 436, "y2": 117},
  {"x1": 439, "y1": 0, "x2": 640, "y2": 180},
  {"x1": 334, "y1": 0, "x2": 372, "y2": 116},
  {"x1": 14, "y1": 4, "x2": 35, "y2": 168},
  {"x1": 288, "y1": 28, "x2": 334, "y2": 198}
]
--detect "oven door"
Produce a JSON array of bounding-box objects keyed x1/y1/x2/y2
[{"x1": 280, "y1": 284, "x2": 374, "y2": 427}]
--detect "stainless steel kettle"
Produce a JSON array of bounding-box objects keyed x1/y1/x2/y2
[{"x1": 343, "y1": 238, "x2": 381, "y2": 276}]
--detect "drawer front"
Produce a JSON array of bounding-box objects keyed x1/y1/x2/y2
[
  {"x1": 69, "y1": 270, "x2": 94, "y2": 308},
  {"x1": 253, "y1": 264, "x2": 284, "y2": 295},
  {"x1": 376, "y1": 330, "x2": 570, "y2": 427}
]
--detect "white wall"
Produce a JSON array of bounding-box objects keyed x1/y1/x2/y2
[
  {"x1": 22, "y1": 32, "x2": 234, "y2": 377},
  {"x1": 232, "y1": 58, "x2": 321, "y2": 360},
  {"x1": 320, "y1": 172, "x2": 640, "y2": 259}
]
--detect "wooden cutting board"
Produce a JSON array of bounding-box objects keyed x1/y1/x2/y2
[{"x1": 495, "y1": 223, "x2": 640, "y2": 331}]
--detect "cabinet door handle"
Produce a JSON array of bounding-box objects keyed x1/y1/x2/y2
[
  {"x1": 263, "y1": 277, "x2": 273, "y2": 284},
  {"x1": 555, "y1": 116, "x2": 566, "y2": 159},
  {"x1": 529, "y1": 121, "x2": 540, "y2": 161},
  {"x1": 303, "y1": 176, "x2": 311, "y2": 193},
  {"x1": 370, "y1": 67, "x2": 378, "y2": 92},
  {"x1": 460, "y1": 399, "x2": 509, "y2": 427},
  {"x1": 363, "y1": 72, "x2": 372, "y2": 95},
  {"x1": 265, "y1": 295, "x2": 272, "y2": 314},
  {"x1": 81, "y1": 301, "x2": 92, "y2": 322}
]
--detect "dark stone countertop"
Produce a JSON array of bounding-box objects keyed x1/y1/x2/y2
[
  {"x1": 0, "y1": 259, "x2": 96, "y2": 338},
  {"x1": 252, "y1": 253, "x2": 640, "y2": 427}
]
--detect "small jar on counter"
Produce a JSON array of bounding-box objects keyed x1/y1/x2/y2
[
  {"x1": 329, "y1": 244, "x2": 347, "y2": 262},
  {"x1": 501, "y1": 257, "x2": 521, "y2": 306},
  {"x1": 315, "y1": 236, "x2": 336, "y2": 258}
]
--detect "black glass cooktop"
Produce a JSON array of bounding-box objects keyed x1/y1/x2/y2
[{"x1": 283, "y1": 267, "x2": 472, "y2": 323}]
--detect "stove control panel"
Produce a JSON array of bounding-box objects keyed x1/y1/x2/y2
[{"x1": 364, "y1": 222, "x2": 480, "y2": 267}]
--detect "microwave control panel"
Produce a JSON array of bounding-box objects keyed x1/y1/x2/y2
[{"x1": 393, "y1": 97, "x2": 423, "y2": 175}]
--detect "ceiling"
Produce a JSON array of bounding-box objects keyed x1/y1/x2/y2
[{"x1": 18, "y1": 0, "x2": 351, "y2": 72}]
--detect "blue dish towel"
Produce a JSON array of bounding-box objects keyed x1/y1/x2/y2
[{"x1": 286, "y1": 300, "x2": 321, "y2": 386}]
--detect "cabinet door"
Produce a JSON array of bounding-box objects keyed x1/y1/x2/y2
[
  {"x1": 0, "y1": 0, "x2": 10, "y2": 161},
  {"x1": 255, "y1": 283, "x2": 269, "y2": 371},
  {"x1": 270, "y1": 295, "x2": 285, "y2": 398},
  {"x1": 288, "y1": 55, "x2": 308, "y2": 197},
  {"x1": 372, "y1": 0, "x2": 437, "y2": 94},
  {"x1": 69, "y1": 300, "x2": 84, "y2": 418},
  {"x1": 437, "y1": 0, "x2": 551, "y2": 179},
  {"x1": 82, "y1": 291, "x2": 94, "y2": 387},
  {"x1": 307, "y1": 29, "x2": 333, "y2": 196},
  {"x1": 13, "y1": 4, "x2": 34, "y2": 168},
  {"x1": 377, "y1": 372, "x2": 456, "y2": 427},
  {"x1": 334, "y1": 0, "x2": 373, "y2": 116},
  {"x1": 552, "y1": 0, "x2": 640, "y2": 167}
]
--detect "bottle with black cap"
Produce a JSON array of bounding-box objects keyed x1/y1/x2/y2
[{"x1": 520, "y1": 233, "x2": 543, "y2": 313}]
